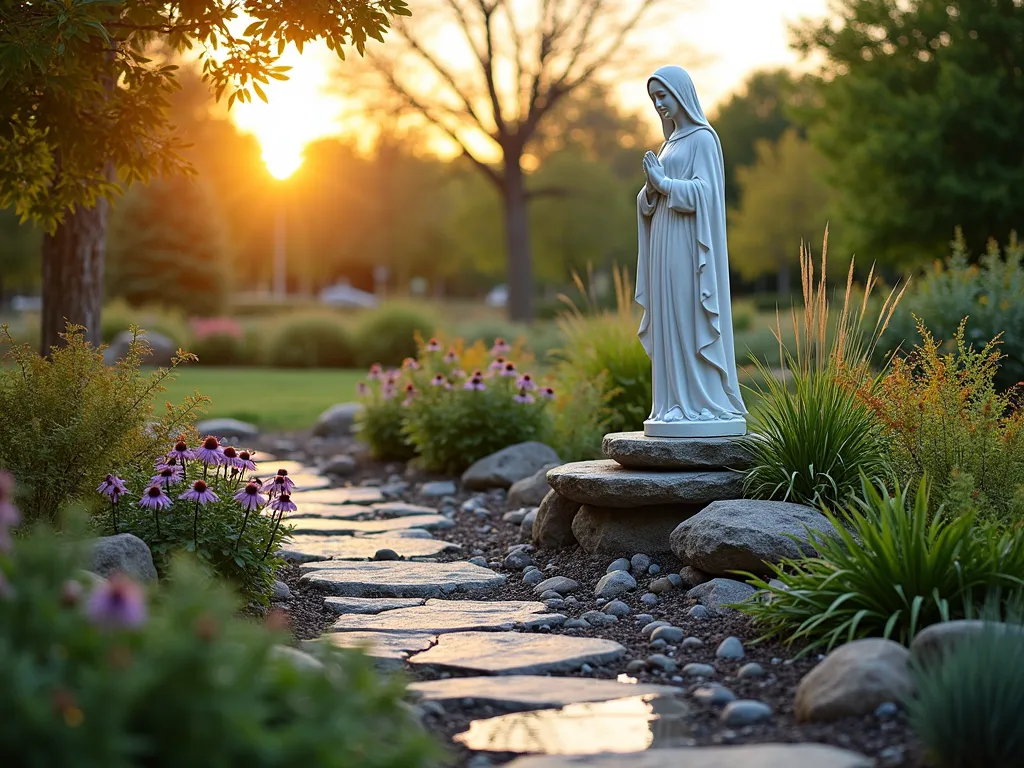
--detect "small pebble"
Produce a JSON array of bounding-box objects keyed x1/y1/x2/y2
[
  {"x1": 467, "y1": 556, "x2": 488, "y2": 567},
  {"x1": 580, "y1": 663, "x2": 594, "y2": 674},
  {"x1": 523, "y1": 564, "x2": 538, "y2": 572},
  {"x1": 466, "y1": 756, "x2": 494, "y2": 768},
  {"x1": 544, "y1": 599, "x2": 565, "y2": 610},
  {"x1": 271, "y1": 580, "x2": 291, "y2": 601},
  {"x1": 640, "y1": 592, "x2": 659, "y2": 607},
  {"x1": 688, "y1": 604, "x2": 710, "y2": 619},
  {"x1": 650, "y1": 625, "x2": 684, "y2": 644},
  {"x1": 650, "y1": 638, "x2": 668, "y2": 649},
  {"x1": 539, "y1": 589, "x2": 563, "y2": 601},
  {"x1": 720, "y1": 700, "x2": 773, "y2": 727},
  {"x1": 563, "y1": 618, "x2": 590, "y2": 630},
  {"x1": 626, "y1": 659, "x2": 648, "y2": 674},
  {"x1": 667, "y1": 573, "x2": 682, "y2": 588},
  {"x1": 488, "y1": 561, "x2": 502, "y2": 569},
  {"x1": 419, "y1": 700, "x2": 446, "y2": 718},
  {"x1": 671, "y1": 675, "x2": 684, "y2": 683},
  {"x1": 473, "y1": 507, "x2": 491, "y2": 518},
  {"x1": 607, "y1": 557, "x2": 631, "y2": 574},
  {"x1": 874, "y1": 702, "x2": 899, "y2": 719},
  {"x1": 502, "y1": 508, "x2": 527, "y2": 524},
  {"x1": 503, "y1": 550, "x2": 534, "y2": 570},
  {"x1": 681, "y1": 637, "x2": 704, "y2": 650},
  {"x1": 692, "y1": 685, "x2": 736, "y2": 706},
  {"x1": 635, "y1": 613, "x2": 654, "y2": 625},
  {"x1": 682, "y1": 663, "x2": 715, "y2": 678},
  {"x1": 646, "y1": 653, "x2": 677, "y2": 673},
  {"x1": 602, "y1": 600, "x2": 631, "y2": 617},
  {"x1": 630, "y1": 553, "x2": 652, "y2": 573},
  {"x1": 563, "y1": 596, "x2": 579, "y2": 608},
  {"x1": 477, "y1": 525, "x2": 493, "y2": 534},
  {"x1": 715, "y1": 636, "x2": 745, "y2": 660},
  {"x1": 581, "y1": 610, "x2": 617, "y2": 626},
  {"x1": 544, "y1": 563, "x2": 557, "y2": 571},
  {"x1": 648, "y1": 577, "x2": 675, "y2": 594},
  {"x1": 372, "y1": 548, "x2": 400, "y2": 561},
  {"x1": 595, "y1": 597, "x2": 607, "y2": 606},
  {"x1": 770, "y1": 657, "x2": 782, "y2": 665},
  {"x1": 460, "y1": 498, "x2": 481, "y2": 513},
  {"x1": 737, "y1": 662, "x2": 766, "y2": 679},
  {"x1": 522, "y1": 570, "x2": 544, "y2": 586},
  {"x1": 878, "y1": 747, "x2": 905, "y2": 767},
  {"x1": 641, "y1": 620, "x2": 671, "y2": 637},
  {"x1": 647, "y1": 563, "x2": 661, "y2": 575}
]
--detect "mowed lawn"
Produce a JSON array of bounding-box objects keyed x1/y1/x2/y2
[{"x1": 154, "y1": 367, "x2": 364, "y2": 432}]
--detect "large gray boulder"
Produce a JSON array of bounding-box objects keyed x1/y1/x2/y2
[
  {"x1": 547, "y1": 460, "x2": 744, "y2": 508},
  {"x1": 462, "y1": 442, "x2": 561, "y2": 490},
  {"x1": 795, "y1": 638, "x2": 914, "y2": 722},
  {"x1": 508, "y1": 463, "x2": 559, "y2": 507},
  {"x1": 90, "y1": 533, "x2": 158, "y2": 582},
  {"x1": 196, "y1": 418, "x2": 259, "y2": 442},
  {"x1": 572, "y1": 504, "x2": 701, "y2": 556},
  {"x1": 313, "y1": 403, "x2": 363, "y2": 438},
  {"x1": 685, "y1": 578, "x2": 757, "y2": 616},
  {"x1": 910, "y1": 620, "x2": 1024, "y2": 666},
  {"x1": 103, "y1": 330, "x2": 178, "y2": 367},
  {"x1": 602, "y1": 432, "x2": 754, "y2": 470},
  {"x1": 670, "y1": 499, "x2": 840, "y2": 577},
  {"x1": 531, "y1": 491, "x2": 581, "y2": 549}
]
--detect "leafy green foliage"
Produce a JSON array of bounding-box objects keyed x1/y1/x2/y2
[
  {"x1": 100, "y1": 299, "x2": 193, "y2": 350},
  {"x1": 0, "y1": 325, "x2": 205, "y2": 526},
  {"x1": 551, "y1": 268, "x2": 651, "y2": 434},
  {"x1": 907, "y1": 617, "x2": 1024, "y2": 768},
  {"x1": 879, "y1": 232, "x2": 1024, "y2": 391},
  {"x1": 106, "y1": 176, "x2": 230, "y2": 317},
  {"x1": 739, "y1": 477, "x2": 1024, "y2": 655},
  {"x1": 354, "y1": 305, "x2": 435, "y2": 368},
  {"x1": 866, "y1": 316, "x2": 1024, "y2": 521},
  {"x1": 267, "y1": 314, "x2": 355, "y2": 368},
  {"x1": 0, "y1": 519, "x2": 440, "y2": 767},
  {"x1": 354, "y1": 390, "x2": 416, "y2": 462},
  {"x1": 794, "y1": 0, "x2": 1024, "y2": 266},
  {"x1": 546, "y1": 371, "x2": 613, "y2": 463}
]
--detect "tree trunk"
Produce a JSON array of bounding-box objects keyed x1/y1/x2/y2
[
  {"x1": 41, "y1": 199, "x2": 108, "y2": 355},
  {"x1": 502, "y1": 159, "x2": 534, "y2": 323}
]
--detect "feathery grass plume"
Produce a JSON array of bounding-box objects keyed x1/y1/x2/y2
[{"x1": 742, "y1": 228, "x2": 908, "y2": 508}]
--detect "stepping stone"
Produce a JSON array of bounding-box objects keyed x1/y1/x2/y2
[
  {"x1": 504, "y1": 744, "x2": 874, "y2": 767},
  {"x1": 408, "y1": 676, "x2": 682, "y2": 713},
  {"x1": 318, "y1": 631, "x2": 436, "y2": 670},
  {"x1": 290, "y1": 487, "x2": 385, "y2": 506},
  {"x1": 328, "y1": 599, "x2": 565, "y2": 634},
  {"x1": 547, "y1": 460, "x2": 744, "y2": 508},
  {"x1": 275, "y1": 473, "x2": 331, "y2": 492},
  {"x1": 299, "y1": 561, "x2": 507, "y2": 598},
  {"x1": 371, "y1": 501, "x2": 439, "y2": 517},
  {"x1": 285, "y1": 503, "x2": 372, "y2": 520},
  {"x1": 281, "y1": 535, "x2": 460, "y2": 562},
  {"x1": 602, "y1": 432, "x2": 754, "y2": 470},
  {"x1": 324, "y1": 596, "x2": 425, "y2": 615},
  {"x1": 288, "y1": 515, "x2": 453, "y2": 536},
  {"x1": 407, "y1": 631, "x2": 625, "y2": 674},
  {"x1": 253, "y1": 460, "x2": 306, "y2": 475},
  {"x1": 454, "y1": 694, "x2": 690, "y2": 755}
]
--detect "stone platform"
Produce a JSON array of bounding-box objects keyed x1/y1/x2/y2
[{"x1": 534, "y1": 434, "x2": 749, "y2": 556}]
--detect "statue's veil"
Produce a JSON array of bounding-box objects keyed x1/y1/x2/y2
[{"x1": 648, "y1": 66, "x2": 725, "y2": 179}]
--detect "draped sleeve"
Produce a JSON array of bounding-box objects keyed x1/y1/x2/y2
[{"x1": 638, "y1": 184, "x2": 658, "y2": 217}]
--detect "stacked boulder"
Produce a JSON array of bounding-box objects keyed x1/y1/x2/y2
[{"x1": 534, "y1": 432, "x2": 753, "y2": 556}]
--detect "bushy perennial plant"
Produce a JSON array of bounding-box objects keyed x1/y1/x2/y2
[
  {"x1": 739, "y1": 476, "x2": 1024, "y2": 655},
  {"x1": 0, "y1": 325, "x2": 206, "y2": 527},
  {"x1": 105, "y1": 436, "x2": 294, "y2": 604},
  {"x1": 0, "y1": 479, "x2": 439, "y2": 767}
]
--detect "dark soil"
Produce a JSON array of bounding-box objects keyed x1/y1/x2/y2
[{"x1": 268, "y1": 432, "x2": 925, "y2": 767}]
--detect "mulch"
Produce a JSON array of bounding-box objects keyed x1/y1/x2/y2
[{"x1": 267, "y1": 433, "x2": 925, "y2": 767}]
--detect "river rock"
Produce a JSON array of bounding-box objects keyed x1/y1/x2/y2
[
  {"x1": 795, "y1": 638, "x2": 914, "y2": 722},
  {"x1": 670, "y1": 499, "x2": 840, "y2": 576},
  {"x1": 508, "y1": 464, "x2": 559, "y2": 507},
  {"x1": 462, "y1": 443, "x2": 562, "y2": 490},
  {"x1": 602, "y1": 432, "x2": 755, "y2": 470},
  {"x1": 910, "y1": 619, "x2": 1024, "y2": 666},
  {"x1": 320, "y1": 454, "x2": 358, "y2": 477},
  {"x1": 594, "y1": 570, "x2": 637, "y2": 599},
  {"x1": 196, "y1": 418, "x2": 259, "y2": 442},
  {"x1": 572, "y1": 504, "x2": 702, "y2": 556},
  {"x1": 104, "y1": 330, "x2": 177, "y2": 367},
  {"x1": 685, "y1": 578, "x2": 757, "y2": 616},
  {"x1": 721, "y1": 699, "x2": 773, "y2": 726},
  {"x1": 312, "y1": 402, "x2": 363, "y2": 437},
  {"x1": 90, "y1": 534, "x2": 158, "y2": 582},
  {"x1": 533, "y1": 576, "x2": 579, "y2": 596},
  {"x1": 679, "y1": 565, "x2": 711, "y2": 587},
  {"x1": 547, "y1": 460, "x2": 744, "y2": 507},
  {"x1": 531, "y1": 491, "x2": 581, "y2": 549}
]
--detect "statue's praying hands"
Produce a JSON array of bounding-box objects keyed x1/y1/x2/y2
[{"x1": 643, "y1": 150, "x2": 669, "y2": 197}]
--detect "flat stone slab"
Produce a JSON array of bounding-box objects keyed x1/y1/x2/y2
[
  {"x1": 455, "y1": 694, "x2": 691, "y2": 754},
  {"x1": 319, "y1": 631, "x2": 436, "y2": 669},
  {"x1": 288, "y1": 515, "x2": 453, "y2": 536},
  {"x1": 285, "y1": 503, "x2": 373, "y2": 520},
  {"x1": 603, "y1": 432, "x2": 754, "y2": 470},
  {"x1": 329, "y1": 599, "x2": 565, "y2": 634},
  {"x1": 290, "y1": 487, "x2": 385, "y2": 506},
  {"x1": 547, "y1": 461, "x2": 744, "y2": 508},
  {"x1": 408, "y1": 676, "x2": 683, "y2": 713},
  {"x1": 505, "y1": 744, "x2": 874, "y2": 767},
  {"x1": 324, "y1": 596, "x2": 425, "y2": 614},
  {"x1": 371, "y1": 501, "x2": 440, "y2": 517},
  {"x1": 275, "y1": 473, "x2": 331, "y2": 492},
  {"x1": 281, "y1": 535, "x2": 459, "y2": 562},
  {"x1": 299, "y1": 561, "x2": 507, "y2": 597},
  {"x1": 408, "y1": 631, "x2": 625, "y2": 674}
]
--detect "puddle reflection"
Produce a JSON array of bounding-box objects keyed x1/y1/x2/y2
[{"x1": 454, "y1": 694, "x2": 693, "y2": 755}]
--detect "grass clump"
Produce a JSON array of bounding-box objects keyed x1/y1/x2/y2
[{"x1": 266, "y1": 313, "x2": 355, "y2": 368}]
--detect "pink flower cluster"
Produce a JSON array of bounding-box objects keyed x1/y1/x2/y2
[
  {"x1": 0, "y1": 471, "x2": 20, "y2": 554},
  {"x1": 190, "y1": 316, "x2": 244, "y2": 341}
]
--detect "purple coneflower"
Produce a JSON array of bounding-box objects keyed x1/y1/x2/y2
[
  {"x1": 86, "y1": 574, "x2": 147, "y2": 630},
  {"x1": 151, "y1": 465, "x2": 182, "y2": 489},
  {"x1": 367, "y1": 363, "x2": 384, "y2": 380},
  {"x1": 425, "y1": 338, "x2": 442, "y2": 352},
  {"x1": 430, "y1": 373, "x2": 446, "y2": 387},
  {"x1": 357, "y1": 381, "x2": 370, "y2": 397},
  {"x1": 464, "y1": 375, "x2": 487, "y2": 391},
  {"x1": 489, "y1": 356, "x2": 506, "y2": 371},
  {"x1": 451, "y1": 368, "x2": 467, "y2": 379},
  {"x1": 236, "y1": 450, "x2": 257, "y2": 473},
  {"x1": 139, "y1": 484, "x2": 171, "y2": 535},
  {"x1": 265, "y1": 469, "x2": 296, "y2": 498},
  {"x1": 501, "y1": 361, "x2": 517, "y2": 377},
  {"x1": 194, "y1": 436, "x2": 224, "y2": 469},
  {"x1": 381, "y1": 383, "x2": 397, "y2": 401},
  {"x1": 443, "y1": 350, "x2": 459, "y2": 364},
  {"x1": 181, "y1": 479, "x2": 219, "y2": 548},
  {"x1": 402, "y1": 357, "x2": 420, "y2": 371},
  {"x1": 262, "y1": 492, "x2": 296, "y2": 561},
  {"x1": 233, "y1": 481, "x2": 267, "y2": 512},
  {"x1": 514, "y1": 390, "x2": 535, "y2": 404},
  {"x1": 97, "y1": 474, "x2": 128, "y2": 534},
  {"x1": 403, "y1": 383, "x2": 417, "y2": 405},
  {"x1": 167, "y1": 440, "x2": 193, "y2": 465},
  {"x1": 491, "y1": 337, "x2": 511, "y2": 356},
  {"x1": 222, "y1": 445, "x2": 240, "y2": 468},
  {"x1": 540, "y1": 386, "x2": 556, "y2": 400},
  {"x1": 517, "y1": 373, "x2": 536, "y2": 391}
]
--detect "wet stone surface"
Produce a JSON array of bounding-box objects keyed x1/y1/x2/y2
[
  {"x1": 281, "y1": 534, "x2": 460, "y2": 562},
  {"x1": 407, "y1": 631, "x2": 626, "y2": 675},
  {"x1": 299, "y1": 560, "x2": 507, "y2": 598}
]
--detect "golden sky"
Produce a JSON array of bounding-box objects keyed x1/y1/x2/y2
[{"x1": 230, "y1": 0, "x2": 831, "y2": 178}]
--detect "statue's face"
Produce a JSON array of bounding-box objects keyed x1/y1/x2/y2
[{"x1": 648, "y1": 81, "x2": 681, "y2": 122}]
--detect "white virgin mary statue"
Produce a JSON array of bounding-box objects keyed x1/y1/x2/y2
[{"x1": 636, "y1": 65, "x2": 747, "y2": 438}]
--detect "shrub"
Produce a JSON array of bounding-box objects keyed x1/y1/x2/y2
[
  {"x1": 0, "y1": 325, "x2": 205, "y2": 527},
  {"x1": 105, "y1": 437, "x2": 293, "y2": 604},
  {"x1": 354, "y1": 305, "x2": 435, "y2": 367},
  {"x1": 401, "y1": 337, "x2": 554, "y2": 474},
  {"x1": 0, "y1": 505, "x2": 440, "y2": 766},
  {"x1": 864, "y1": 318, "x2": 1024, "y2": 521},
  {"x1": 267, "y1": 313, "x2": 355, "y2": 368},
  {"x1": 354, "y1": 385, "x2": 417, "y2": 462},
  {"x1": 906, "y1": 616, "x2": 1024, "y2": 768},
  {"x1": 738, "y1": 476, "x2": 1024, "y2": 655},
  {"x1": 546, "y1": 370, "x2": 614, "y2": 462},
  {"x1": 551, "y1": 267, "x2": 651, "y2": 434},
  {"x1": 879, "y1": 230, "x2": 1024, "y2": 391},
  {"x1": 101, "y1": 298, "x2": 193, "y2": 350},
  {"x1": 742, "y1": 234, "x2": 904, "y2": 508},
  {"x1": 190, "y1": 317, "x2": 247, "y2": 366}
]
